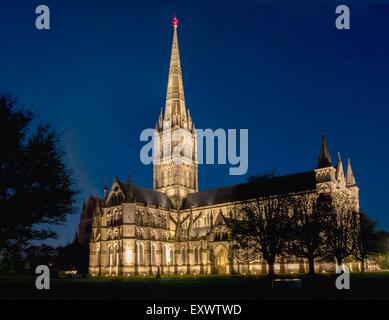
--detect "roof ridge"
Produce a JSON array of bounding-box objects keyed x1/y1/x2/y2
[{"x1": 190, "y1": 170, "x2": 316, "y2": 194}]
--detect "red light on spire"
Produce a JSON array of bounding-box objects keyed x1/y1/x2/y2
[{"x1": 173, "y1": 16, "x2": 179, "y2": 28}]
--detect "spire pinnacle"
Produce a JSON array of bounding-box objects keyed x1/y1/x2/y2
[
  {"x1": 335, "y1": 152, "x2": 345, "y2": 182},
  {"x1": 346, "y1": 157, "x2": 356, "y2": 186},
  {"x1": 172, "y1": 16, "x2": 179, "y2": 28},
  {"x1": 317, "y1": 132, "x2": 332, "y2": 168},
  {"x1": 126, "y1": 172, "x2": 134, "y2": 201},
  {"x1": 162, "y1": 17, "x2": 190, "y2": 129}
]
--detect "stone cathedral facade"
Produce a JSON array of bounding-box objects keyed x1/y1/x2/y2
[{"x1": 80, "y1": 20, "x2": 360, "y2": 276}]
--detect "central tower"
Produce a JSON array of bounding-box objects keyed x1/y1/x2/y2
[{"x1": 153, "y1": 17, "x2": 198, "y2": 209}]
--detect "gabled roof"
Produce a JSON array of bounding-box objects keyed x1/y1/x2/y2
[
  {"x1": 106, "y1": 176, "x2": 173, "y2": 209},
  {"x1": 131, "y1": 185, "x2": 172, "y2": 209},
  {"x1": 182, "y1": 171, "x2": 317, "y2": 209}
]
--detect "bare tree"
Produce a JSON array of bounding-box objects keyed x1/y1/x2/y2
[
  {"x1": 321, "y1": 193, "x2": 356, "y2": 268},
  {"x1": 288, "y1": 193, "x2": 324, "y2": 275},
  {"x1": 231, "y1": 240, "x2": 259, "y2": 274},
  {"x1": 230, "y1": 194, "x2": 291, "y2": 277},
  {"x1": 351, "y1": 211, "x2": 379, "y2": 272}
]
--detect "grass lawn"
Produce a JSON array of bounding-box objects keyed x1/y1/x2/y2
[{"x1": 0, "y1": 272, "x2": 388, "y2": 300}]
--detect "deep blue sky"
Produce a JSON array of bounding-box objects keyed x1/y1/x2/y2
[{"x1": 1, "y1": 0, "x2": 388, "y2": 245}]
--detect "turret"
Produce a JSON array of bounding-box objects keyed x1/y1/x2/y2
[
  {"x1": 335, "y1": 152, "x2": 346, "y2": 187},
  {"x1": 346, "y1": 157, "x2": 356, "y2": 186},
  {"x1": 314, "y1": 133, "x2": 336, "y2": 193},
  {"x1": 346, "y1": 157, "x2": 359, "y2": 211}
]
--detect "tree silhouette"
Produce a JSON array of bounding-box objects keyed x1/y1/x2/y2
[
  {"x1": 288, "y1": 193, "x2": 325, "y2": 275},
  {"x1": 0, "y1": 95, "x2": 78, "y2": 255},
  {"x1": 321, "y1": 193, "x2": 355, "y2": 268},
  {"x1": 230, "y1": 239, "x2": 259, "y2": 274},
  {"x1": 351, "y1": 212, "x2": 380, "y2": 272},
  {"x1": 230, "y1": 194, "x2": 291, "y2": 277}
]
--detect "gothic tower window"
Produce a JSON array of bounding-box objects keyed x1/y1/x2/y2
[
  {"x1": 110, "y1": 194, "x2": 117, "y2": 207},
  {"x1": 113, "y1": 244, "x2": 118, "y2": 267},
  {"x1": 161, "y1": 216, "x2": 167, "y2": 229},
  {"x1": 173, "y1": 168, "x2": 179, "y2": 184},
  {"x1": 194, "y1": 246, "x2": 199, "y2": 265},
  {"x1": 116, "y1": 193, "x2": 122, "y2": 205},
  {"x1": 164, "y1": 245, "x2": 171, "y2": 265},
  {"x1": 181, "y1": 247, "x2": 187, "y2": 265},
  {"x1": 137, "y1": 242, "x2": 144, "y2": 265},
  {"x1": 151, "y1": 243, "x2": 156, "y2": 266},
  {"x1": 96, "y1": 246, "x2": 101, "y2": 272},
  {"x1": 107, "y1": 245, "x2": 113, "y2": 267},
  {"x1": 136, "y1": 210, "x2": 144, "y2": 225},
  {"x1": 170, "y1": 248, "x2": 174, "y2": 266},
  {"x1": 136, "y1": 228, "x2": 144, "y2": 239}
]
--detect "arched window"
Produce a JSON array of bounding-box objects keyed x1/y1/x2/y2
[
  {"x1": 113, "y1": 244, "x2": 118, "y2": 266},
  {"x1": 219, "y1": 228, "x2": 228, "y2": 241},
  {"x1": 137, "y1": 242, "x2": 144, "y2": 265},
  {"x1": 96, "y1": 246, "x2": 101, "y2": 265},
  {"x1": 164, "y1": 245, "x2": 171, "y2": 265},
  {"x1": 194, "y1": 246, "x2": 199, "y2": 264},
  {"x1": 151, "y1": 243, "x2": 156, "y2": 266},
  {"x1": 110, "y1": 194, "x2": 117, "y2": 207},
  {"x1": 170, "y1": 248, "x2": 174, "y2": 265},
  {"x1": 116, "y1": 193, "x2": 122, "y2": 205},
  {"x1": 161, "y1": 216, "x2": 167, "y2": 229},
  {"x1": 136, "y1": 210, "x2": 140, "y2": 224},
  {"x1": 125, "y1": 247, "x2": 132, "y2": 264},
  {"x1": 108, "y1": 245, "x2": 112, "y2": 267},
  {"x1": 136, "y1": 228, "x2": 144, "y2": 239},
  {"x1": 181, "y1": 247, "x2": 187, "y2": 265}
]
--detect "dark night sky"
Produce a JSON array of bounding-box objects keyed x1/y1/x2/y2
[{"x1": 1, "y1": 0, "x2": 388, "y2": 245}]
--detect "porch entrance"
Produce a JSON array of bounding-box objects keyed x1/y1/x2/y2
[{"x1": 214, "y1": 246, "x2": 228, "y2": 274}]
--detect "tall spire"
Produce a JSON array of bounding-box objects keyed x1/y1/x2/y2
[
  {"x1": 163, "y1": 16, "x2": 189, "y2": 128},
  {"x1": 153, "y1": 17, "x2": 198, "y2": 205},
  {"x1": 317, "y1": 132, "x2": 332, "y2": 168},
  {"x1": 346, "y1": 157, "x2": 356, "y2": 186}
]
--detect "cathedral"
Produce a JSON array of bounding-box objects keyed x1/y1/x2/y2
[{"x1": 78, "y1": 19, "x2": 360, "y2": 276}]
